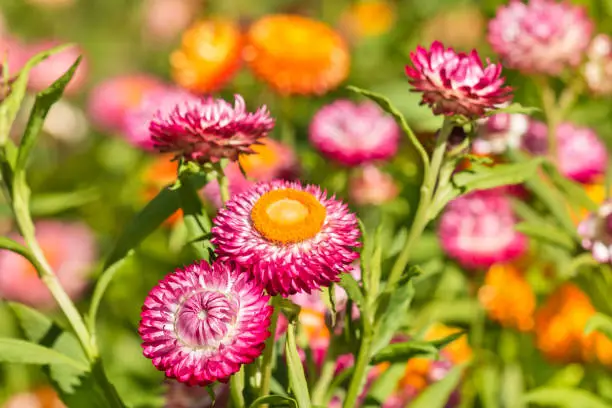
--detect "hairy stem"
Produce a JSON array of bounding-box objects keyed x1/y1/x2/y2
[{"x1": 258, "y1": 296, "x2": 280, "y2": 405}]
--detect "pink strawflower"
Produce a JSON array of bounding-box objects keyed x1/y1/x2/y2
[
  {"x1": 488, "y1": 0, "x2": 593, "y2": 75},
  {"x1": 473, "y1": 113, "x2": 529, "y2": 155},
  {"x1": 123, "y1": 87, "x2": 199, "y2": 151},
  {"x1": 25, "y1": 41, "x2": 88, "y2": 95},
  {"x1": 583, "y1": 34, "x2": 612, "y2": 96},
  {"x1": 201, "y1": 162, "x2": 255, "y2": 208},
  {"x1": 522, "y1": 121, "x2": 608, "y2": 183},
  {"x1": 150, "y1": 94, "x2": 275, "y2": 163},
  {"x1": 87, "y1": 74, "x2": 165, "y2": 133},
  {"x1": 0, "y1": 221, "x2": 96, "y2": 309},
  {"x1": 578, "y1": 201, "x2": 612, "y2": 264},
  {"x1": 212, "y1": 180, "x2": 360, "y2": 295},
  {"x1": 309, "y1": 100, "x2": 399, "y2": 166},
  {"x1": 349, "y1": 165, "x2": 399, "y2": 205},
  {"x1": 438, "y1": 190, "x2": 527, "y2": 269},
  {"x1": 0, "y1": 36, "x2": 29, "y2": 75},
  {"x1": 141, "y1": 0, "x2": 199, "y2": 43},
  {"x1": 139, "y1": 260, "x2": 272, "y2": 386},
  {"x1": 405, "y1": 41, "x2": 512, "y2": 117}
]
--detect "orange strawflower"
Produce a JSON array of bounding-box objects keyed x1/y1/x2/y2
[
  {"x1": 171, "y1": 19, "x2": 243, "y2": 93},
  {"x1": 238, "y1": 138, "x2": 298, "y2": 181},
  {"x1": 535, "y1": 283, "x2": 612, "y2": 365},
  {"x1": 244, "y1": 14, "x2": 350, "y2": 95},
  {"x1": 141, "y1": 155, "x2": 181, "y2": 225},
  {"x1": 4, "y1": 386, "x2": 65, "y2": 408},
  {"x1": 479, "y1": 263, "x2": 536, "y2": 331},
  {"x1": 340, "y1": 0, "x2": 396, "y2": 38}
]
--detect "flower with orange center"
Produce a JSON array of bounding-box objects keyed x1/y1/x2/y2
[
  {"x1": 238, "y1": 138, "x2": 298, "y2": 181},
  {"x1": 479, "y1": 262, "x2": 536, "y2": 331},
  {"x1": 340, "y1": 0, "x2": 396, "y2": 39},
  {"x1": 170, "y1": 19, "x2": 243, "y2": 93},
  {"x1": 141, "y1": 155, "x2": 181, "y2": 225},
  {"x1": 244, "y1": 14, "x2": 350, "y2": 95},
  {"x1": 212, "y1": 180, "x2": 360, "y2": 295},
  {"x1": 534, "y1": 283, "x2": 612, "y2": 365}
]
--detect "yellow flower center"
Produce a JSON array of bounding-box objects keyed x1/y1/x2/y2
[{"x1": 251, "y1": 189, "x2": 326, "y2": 244}]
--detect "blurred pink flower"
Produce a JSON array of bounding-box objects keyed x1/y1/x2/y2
[
  {"x1": 349, "y1": 165, "x2": 399, "y2": 205},
  {"x1": 578, "y1": 201, "x2": 612, "y2": 264},
  {"x1": 405, "y1": 41, "x2": 511, "y2": 117},
  {"x1": 522, "y1": 121, "x2": 608, "y2": 183},
  {"x1": 123, "y1": 87, "x2": 199, "y2": 150},
  {"x1": 488, "y1": 0, "x2": 593, "y2": 75},
  {"x1": 87, "y1": 74, "x2": 165, "y2": 133},
  {"x1": 438, "y1": 189, "x2": 527, "y2": 269},
  {"x1": 473, "y1": 113, "x2": 529, "y2": 155},
  {"x1": 25, "y1": 41, "x2": 88, "y2": 95},
  {"x1": 0, "y1": 36, "x2": 29, "y2": 75},
  {"x1": 0, "y1": 220, "x2": 96, "y2": 309},
  {"x1": 583, "y1": 34, "x2": 612, "y2": 96},
  {"x1": 201, "y1": 162, "x2": 255, "y2": 208},
  {"x1": 142, "y1": 0, "x2": 200, "y2": 43},
  {"x1": 309, "y1": 100, "x2": 400, "y2": 166}
]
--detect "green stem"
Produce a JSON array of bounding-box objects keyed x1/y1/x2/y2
[
  {"x1": 540, "y1": 83, "x2": 559, "y2": 164},
  {"x1": 217, "y1": 160, "x2": 230, "y2": 205},
  {"x1": 342, "y1": 320, "x2": 373, "y2": 408},
  {"x1": 230, "y1": 367, "x2": 245, "y2": 408},
  {"x1": 311, "y1": 345, "x2": 336, "y2": 405},
  {"x1": 258, "y1": 296, "x2": 280, "y2": 404},
  {"x1": 387, "y1": 118, "x2": 453, "y2": 288}
]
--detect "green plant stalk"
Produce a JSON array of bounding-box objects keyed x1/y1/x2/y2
[
  {"x1": 230, "y1": 366, "x2": 246, "y2": 408},
  {"x1": 342, "y1": 316, "x2": 373, "y2": 408},
  {"x1": 216, "y1": 159, "x2": 231, "y2": 205},
  {"x1": 387, "y1": 118, "x2": 453, "y2": 288},
  {"x1": 11, "y1": 186, "x2": 97, "y2": 361},
  {"x1": 540, "y1": 83, "x2": 560, "y2": 164},
  {"x1": 258, "y1": 296, "x2": 280, "y2": 404},
  {"x1": 311, "y1": 342, "x2": 337, "y2": 405}
]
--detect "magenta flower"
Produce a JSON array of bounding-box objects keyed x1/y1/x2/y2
[
  {"x1": 201, "y1": 162, "x2": 255, "y2": 208},
  {"x1": 405, "y1": 41, "x2": 512, "y2": 117},
  {"x1": 26, "y1": 41, "x2": 88, "y2": 95},
  {"x1": 139, "y1": 260, "x2": 272, "y2": 386},
  {"x1": 0, "y1": 221, "x2": 96, "y2": 309},
  {"x1": 124, "y1": 87, "x2": 199, "y2": 151},
  {"x1": 438, "y1": 190, "x2": 527, "y2": 269},
  {"x1": 473, "y1": 113, "x2": 529, "y2": 155},
  {"x1": 578, "y1": 201, "x2": 612, "y2": 264},
  {"x1": 212, "y1": 180, "x2": 360, "y2": 295},
  {"x1": 349, "y1": 165, "x2": 399, "y2": 205},
  {"x1": 522, "y1": 121, "x2": 608, "y2": 183},
  {"x1": 309, "y1": 100, "x2": 399, "y2": 166},
  {"x1": 150, "y1": 94, "x2": 275, "y2": 163},
  {"x1": 488, "y1": 0, "x2": 593, "y2": 75}
]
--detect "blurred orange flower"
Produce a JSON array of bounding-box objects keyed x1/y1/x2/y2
[
  {"x1": 4, "y1": 386, "x2": 65, "y2": 408},
  {"x1": 244, "y1": 14, "x2": 350, "y2": 95},
  {"x1": 421, "y1": 6, "x2": 485, "y2": 50},
  {"x1": 479, "y1": 263, "x2": 536, "y2": 331},
  {"x1": 171, "y1": 19, "x2": 243, "y2": 93},
  {"x1": 141, "y1": 155, "x2": 181, "y2": 225},
  {"x1": 340, "y1": 0, "x2": 396, "y2": 39},
  {"x1": 570, "y1": 179, "x2": 609, "y2": 224},
  {"x1": 535, "y1": 283, "x2": 612, "y2": 365},
  {"x1": 238, "y1": 138, "x2": 298, "y2": 181}
]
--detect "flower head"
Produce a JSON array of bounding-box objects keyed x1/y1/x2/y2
[
  {"x1": 87, "y1": 74, "x2": 165, "y2": 133},
  {"x1": 142, "y1": 0, "x2": 200, "y2": 43},
  {"x1": 139, "y1": 260, "x2": 272, "y2": 385},
  {"x1": 578, "y1": 200, "x2": 612, "y2": 263},
  {"x1": 150, "y1": 94, "x2": 274, "y2": 163},
  {"x1": 488, "y1": 0, "x2": 593, "y2": 75},
  {"x1": 124, "y1": 87, "x2": 199, "y2": 150},
  {"x1": 238, "y1": 138, "x2": 299, "y2": 181},
  {"x1": 0, "y1": 221, "x2": 96, "y2": 308},
  {"x1": 583, "y1": 34, "x2": 612, "y2": 96},
  {"x1": 171, "y1": 19, "x2": 243, "y2": 93},
  {"x1": 473, "y1": 113, "x2": 529, "y2": 155},
  {"x1": 349, "y1": 165, "x2": 399, "y2": 205},
  {"x1": 478, "y1": 262, "x2": 535, "y2": 331},
  {"x1": 522, "y1": 121, "x2": 608, "y2": 183},
  {"x1": 244, "y1": 14, "x2": 350, "y2": 95},
  {"x1": 212, "y1": 180, "x2": 360, "y2": 295},
  {"x1": 26, "y1": 41, "x2": 88, "y2": 95},
  {"x1": 405, "y1": 41, "x2": 512, "y2": 117},
  {"x1": 421, "y1": 6, "x2": 485, "y2": 50},
  {"x1": 201, "y1": 162, "x2": 254, "y2": 208},
  {"x1": 438, "y1": 189, "x2": 527, "y2": 269},
  {"x1": 339, "y1": 0, "x2": 396, "y2": 39},
  {"x1": 309, "y1": 100, "x2": 400, "y2": 166},
  {"x1": 4, "y1": 387, "x2": 65, "y2": 408}
]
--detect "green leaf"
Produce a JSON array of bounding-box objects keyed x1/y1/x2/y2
[
  {"x1": 585, "y1": 313, "x2": 612, "y2": 340},
  {"x1": 0, "y1": 43, "x2": 72, "y2": 145},
  {"x1": 0, "y1": 236, "x2": 33, "y2": 262},
  {"x1": 522, "y1": 387, "x2": 611, "y2": 408},
  {"x1": 347, "y1": 85, "x2": 429, "y2": 169},
  {"x1": 30, "y1": 188, "x2": 100, "y2": 215},
  {"x1": 278, "y1": 297, "x2": 301, "y2": 321},
  {"x1": 514, "y1": 222, "x2": 577, "y2": 251},
  {"x1": 285, "y1": 323, "x2": 312, "y2": 408},
  {"x1": 0, "y1": 338, "x2": 88, "y2": 370},
  {"x1": 338, "y1": 273, "x2": 365, "y2": 311},
  {"x1": 542, "y1": 161, "x2": 598, "y2": 212},
  {"x1": 178, "y1": 174, "x2": 214, "y2": 261},
  {"x1": 452, "y1": 159, "x2": 542, "y2": 193},
  {"x1": 409, "y1": 363, "x2": 467, "y2": 408},
  {"x1": 367, "y1": 363, "x2": 407, "y2": 403},
  {"x1": 15, "y1": 56, "x2": 81, "y2": 173},
  {"x1": 249, "y1": 395, "x2": 298, "y2": 408},
  {"x1": 485, "y1": 102, "x2": 540, "y2": 116},
  {"x1": 370, "y1": 331, "x2": 464, "y2": 364}
]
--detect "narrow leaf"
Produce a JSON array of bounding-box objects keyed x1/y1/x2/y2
[
  {"x1": 249, "y1": 395, "x2": 298, "y2": 408},
  {"x1": 0, "y1": 338, "x2": 88, "y2": 370},
  {"x1": 409, "y1": 363, "x2": 467, "y2": 408},
  {"x1": 338, "y1": 273, "x2": 365, "y2": 310},
  {"x1": 485, "y1": 102, "x2": 540, "y2": 116},
  {"x1": 514, "y1": 222, "x2": 577, "y2": 251},
  {"x1": 30, "y1": 188, "x2": 100, "y2": 215},
  {"x1": 453, "y1": 159, "x2": 542, "y2": 192},
  {"x1": 285, "y1": 323, "x2": 312, "y2": 408},
  {"x1": 178, "y1": 174, "x2": 214, "y2": 260},
  {"x1": 0, "y1": 236, "x2": 32, "y2": 261},
  {"x1": 371, "y1": 332, "x2": 464, "y2": 364},
  {"x1": 522, "y1": 387, "x2": 611, "y2": 408},
  {"x1": 542, "y1": 161, "x2": 598, "y2": 212},
  {"x1": 585, "y1": 313, "x2": 612, "y2": 340}
]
